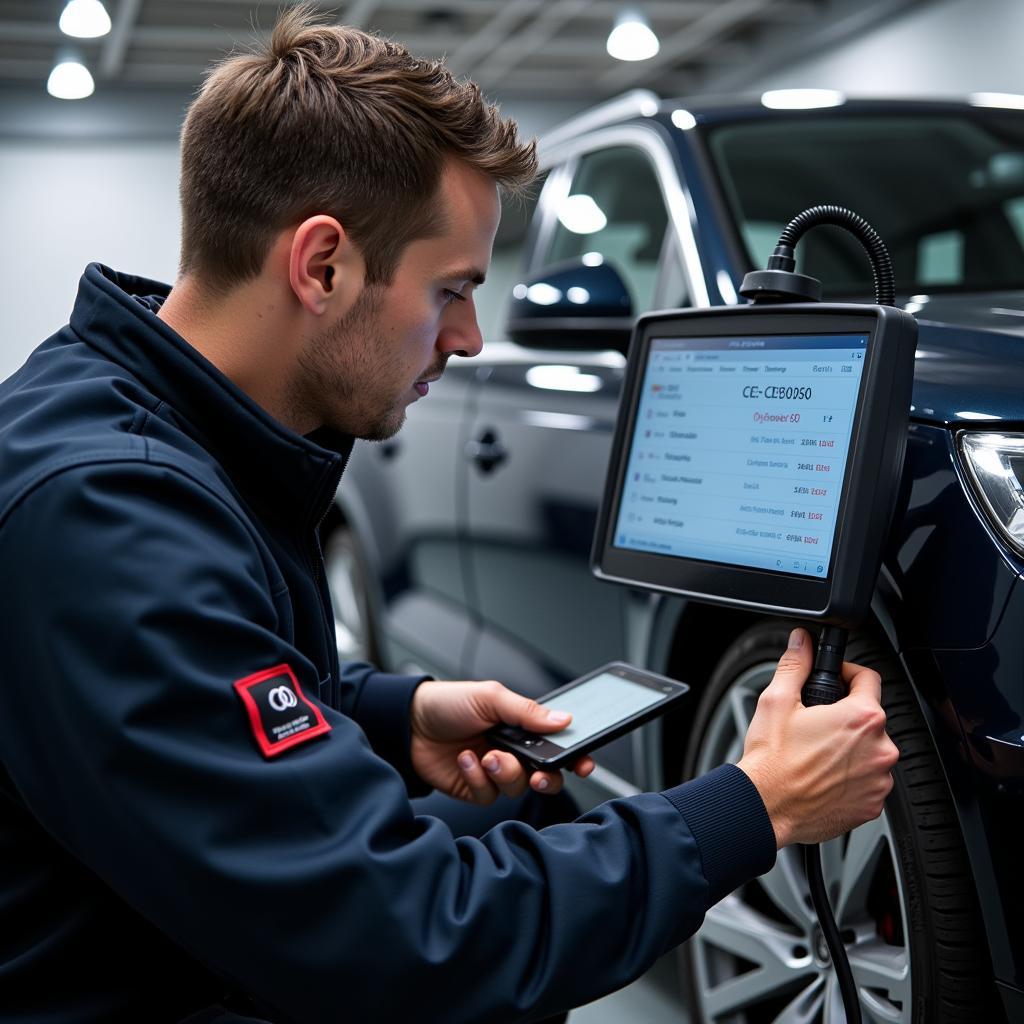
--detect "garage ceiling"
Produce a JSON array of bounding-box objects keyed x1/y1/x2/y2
[{"x1": 0, "y1": 0, "x2": 926, "y2": 100}]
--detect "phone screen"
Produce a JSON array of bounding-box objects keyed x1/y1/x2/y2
[{"x1": 540, "y1": 672, "x2": 673, "y2": 748}]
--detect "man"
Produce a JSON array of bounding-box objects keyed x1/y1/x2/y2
[{"x1": 0, "y1": 6, "x2": 898, "y2": 1022}]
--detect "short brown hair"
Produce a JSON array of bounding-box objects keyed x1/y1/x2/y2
[{"x1": 178, "y1": 3, "x2": 537, "y2": 291}]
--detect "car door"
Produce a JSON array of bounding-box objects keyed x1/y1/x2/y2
[
  {"x1": 463, "y1": 134, "x2": 700, "y2": 784},
  {"x1": 337, "y1": 365, "x2": 477, "y2": 680}
]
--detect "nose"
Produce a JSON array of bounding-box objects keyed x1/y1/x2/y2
[{"x1": 437, "y1": 299, "x2": 484, "y2": 359}]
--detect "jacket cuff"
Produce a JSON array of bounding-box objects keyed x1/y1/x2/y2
[
  {"x1": 351, "y1": 671, "x2": 432, "y2": 797},
  {"x1": 662, "y1": 763, "x2": 776, "y2": 904}
]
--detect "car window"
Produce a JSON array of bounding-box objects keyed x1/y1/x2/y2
[
  {"x1": 543, "y1": 146, "x2": 669, "y2": 313},
  {"x1": 709, "y1": 114, "x2": 1024, "y2": 295},
  {"x1": 475, "y1": 171, "x2": 548, "y2": 344}
]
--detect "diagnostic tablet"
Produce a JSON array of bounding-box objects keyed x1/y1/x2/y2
[{"x1": 592, "y1": 305, "x2": 917, "y2": 626}]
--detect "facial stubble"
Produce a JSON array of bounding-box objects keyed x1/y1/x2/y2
[{"x1": 296, "y1": 285, "x2": 412, "y2": 441}]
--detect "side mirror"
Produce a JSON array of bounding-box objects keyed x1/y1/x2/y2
[{"x1": 505, "y1": 259, "x2": 634, "y2": 352}]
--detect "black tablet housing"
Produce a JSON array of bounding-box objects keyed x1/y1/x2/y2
[{"x1": 592, "y1": 304, "x2": 917, "y2": 627}]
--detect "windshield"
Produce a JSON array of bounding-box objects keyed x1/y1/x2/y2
[{"x1": 707, "y1": 112, "x2": 1024, "y2": 296}]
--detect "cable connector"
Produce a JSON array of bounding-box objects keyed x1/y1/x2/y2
[
  {"x1": 766, "y1": 244, "x2": 796, "y2": 272},
  {"x1": 802, "y1": 625, "x2": 848, "y2": 706}
]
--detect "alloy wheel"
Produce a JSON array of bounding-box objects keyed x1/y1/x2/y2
[{"x1": 689, "y1": 662, "x2": 911, "y2": 1024}]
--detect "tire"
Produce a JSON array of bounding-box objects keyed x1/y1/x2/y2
[
  {"x1": 323, "y1": 526, "x2": 380, "y2": 665},
  {"x1": 677, "y1": 620, "x2": 998, "y2": 1024}
]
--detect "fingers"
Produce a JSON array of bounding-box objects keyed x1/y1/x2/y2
[
  {"x1": 483, "y1": 684, "x2": 573, "y2": 735},
  {"x1": 459, "y1": 748, "x2": 596, "y2": 802},
  {"x1": 763, "y1": 627, "x2": 814, "y2": 700},
  {"x1": 459, "y1": 749, "x2": 530, "y2": 803},
  {"x1": 457, "y1": 750, "x2": 500, "y2": 805},
  {"x1": 528, "y1": 769, "x2": 563, "y2": 795},
  {"x1": 843, "y1": 661, "x2": 882, "y2": 703},
  {"x1": 766, "y1": 631, "x2": 881, "y2": 706},
  {"x1": 527, "y1": 753, "x2": 596, "y2": 795}
]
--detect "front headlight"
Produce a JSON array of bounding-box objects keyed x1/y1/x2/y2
[{"x1": 959, "y1": 432, "x2": 1024, "y2": 555}]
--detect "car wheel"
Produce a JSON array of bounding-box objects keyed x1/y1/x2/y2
[
  {"x1": 323, "y1": 526, "x2": 379, "y2": 665},
  {"x1": 677, "y1": 620, "x2": 996, "y2": 1023}
]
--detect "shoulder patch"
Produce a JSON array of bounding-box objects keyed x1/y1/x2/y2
[{"x1": 233, "y1": 664, "x2": 331, "y2": 758}]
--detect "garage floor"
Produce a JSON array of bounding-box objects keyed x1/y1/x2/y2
[{"x1": 569, "y1": 953, "x2": 686, "y2": 1022}]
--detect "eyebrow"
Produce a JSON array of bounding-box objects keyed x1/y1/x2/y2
[{"x1": 442, "y1": 267, "x2": 487, "y2": 287}]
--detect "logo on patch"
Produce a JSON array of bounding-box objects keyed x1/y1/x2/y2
[
  {"x1": 268, "y1": 685, "x2": 298, "y2": 712},
  {"x1": 233, "y1": 664, "x2": 331, "y2": 758}
]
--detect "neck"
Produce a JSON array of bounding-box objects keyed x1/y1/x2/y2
[{"x1": 157, "y1": 274, "x2": 317, "y2": 434}]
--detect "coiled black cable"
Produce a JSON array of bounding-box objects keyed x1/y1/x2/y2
[{"x1": 776, "y1": 204, "x2": 896, "y2": 307}]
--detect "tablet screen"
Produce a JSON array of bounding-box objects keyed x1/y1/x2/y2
[{"x1": 612, "y1": 334, "x2": 868, "y2": 578}]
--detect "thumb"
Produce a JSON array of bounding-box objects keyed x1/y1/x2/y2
[
  {"x1": 490, "y1": 687, "x2": 573, "y2": 734},
  {"x1": 766, "y1": 627, "x2": 813, "y2": 700}
]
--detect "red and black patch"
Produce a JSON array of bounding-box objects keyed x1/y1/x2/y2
[{"x1": 233, "y1": 664, "x2": 331, "y2": 758}]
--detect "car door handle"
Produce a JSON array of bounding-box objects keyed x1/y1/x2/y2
[{"x1": 465, "y1": 429, "x2": 508, "y2": 474}]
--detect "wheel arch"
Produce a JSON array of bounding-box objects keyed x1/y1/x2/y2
[
  {"x1": 321, "y1": 490, "x2": 389, "y2": 663},
  {"x1": 650, "y1": 591, "x2": 1005, "y2": 1012}
]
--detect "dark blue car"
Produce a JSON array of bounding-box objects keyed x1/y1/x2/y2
[{"x1": 324, "y1": 94, "x2": 1024, "y2": 1024}]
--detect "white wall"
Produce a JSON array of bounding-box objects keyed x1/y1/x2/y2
[
  {"x1": 748, "y1": 0, "x2": 1024, "y2": 97},
  {"x1": 0, "y1": 95, "x2": 581, "y2": 383},
  {"x1": 0, "y1": 140, "x2": 181, "y2": 381}
]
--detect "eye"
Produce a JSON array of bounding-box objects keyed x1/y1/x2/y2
[{"x1": 442, "y1": 288, "x2": 467, "y2": 306}]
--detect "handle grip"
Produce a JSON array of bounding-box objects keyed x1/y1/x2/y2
[{"x1": 801, "y1": 626, "x2": 849, "y2": 706}]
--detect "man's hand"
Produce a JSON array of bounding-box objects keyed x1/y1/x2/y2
[
  {"x1": 410, "y1": 680, "x2": 596, "y2": 805},
  {"x1": 737, "y1": 628, "x2": 900, "y2": 848}
]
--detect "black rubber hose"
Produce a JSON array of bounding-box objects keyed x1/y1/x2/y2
[
  {"x1": 778, "y1": 205, "x2": 896, "y2": 307},
  {"x1": 804, "y1": 843, "x2": 862, "y2": 1023},
  {"x1": 802, "y1": 625, "x2": 861, "y2": 1023}
]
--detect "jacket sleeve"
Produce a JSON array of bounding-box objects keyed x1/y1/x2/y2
[
  {"x1": 0, "y1": 459, "x2": 776, "y2": 1024},
  {"x1": 336, "y1": 659, "x2": 432, "y2": 795}
]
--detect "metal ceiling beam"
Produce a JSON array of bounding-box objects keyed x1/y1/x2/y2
[
  {"x1": 99, "y1": 0, "x2": 141, "y2": 79},
  {"x1": 184, "y1": 0, "x2": 723, "y2": 14},
  {"x1": 0, "y1": 0, "x2": 828, "y2": 94},
  {"x1": 0, "y1": 22, "x2": 75, "y2": 44},
  {"x1": 0, "y1": 24, "x2": 709, "y2": 59},
  {"x1": 0, "y1": 55, "x2": 704, "y2": 97},
  {"x1": 0, "y1": 59, "x2": 52, "y2": 81},
  {"x1": 701, "y1": 0, "x2": 933, "y2": 93},
  {"x1": 597, "y1": 0, "x2": 772, "y2": 90},
  {"x1": 449, "y1": 0, "x2": 545, "y2": 75},
  {"x1": 473, "y1": 0, "x2": 589, "y2": 89}
]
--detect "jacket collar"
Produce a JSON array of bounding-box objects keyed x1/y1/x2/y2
[{"x1": 70, "y1": 263, "x2": 352, "y2": 528}]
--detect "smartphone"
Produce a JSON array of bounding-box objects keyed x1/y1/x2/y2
[{"x1": 486, "y1": 662, "x2": 690, "y2": 771}]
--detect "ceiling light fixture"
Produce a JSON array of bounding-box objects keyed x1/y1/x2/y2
[
  {"x1": 47, "y1": 57, "x2": 95, "y2": 99},
  {"x1": 59, "y1": 0, "x2": 112, "y2": 39},
  {"x1": 607, "y1": 10, "x2": 660, "y2": 63}
]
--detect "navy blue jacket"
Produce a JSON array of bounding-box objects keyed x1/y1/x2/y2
[{"x1": 0, "y1": 264, "x2": 776, "y2": 1023}]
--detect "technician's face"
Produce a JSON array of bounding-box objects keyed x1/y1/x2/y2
[{"x1": 302, "y1": 159, "x2": 500, "y2": 440}]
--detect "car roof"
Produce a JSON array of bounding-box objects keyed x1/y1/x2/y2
[{"x1": 539, "y1": 91, "x2": 1024, "y2": 151}]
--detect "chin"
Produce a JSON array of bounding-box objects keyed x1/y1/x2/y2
[{"x1": 360, "y1": 410, "x2": 406, "y2": 442}]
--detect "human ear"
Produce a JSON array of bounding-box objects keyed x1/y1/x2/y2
[{"x1": 288, "y1": 215, "x2": 365, "y2": 316}]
